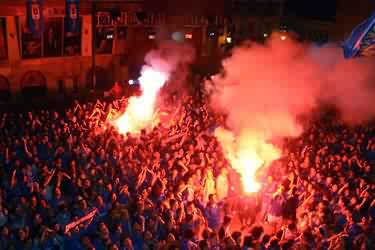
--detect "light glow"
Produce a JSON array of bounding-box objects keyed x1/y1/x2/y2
[
  {"x1": 112, "y1": 67, "x2": 168, "y2": 134},
  {"x1": 281, "y1": 35, "x2": 287, "y2": 41},
  {"x1": 215, "y1": 127, "x2": 280, "y2": 194},
  {"x1": 226, "y1": 36, "x2": 232, "y2": 43}
]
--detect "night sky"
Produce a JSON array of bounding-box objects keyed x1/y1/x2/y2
[{"x1": 285, "y1": 0, "x2": 337, "y2": 22}]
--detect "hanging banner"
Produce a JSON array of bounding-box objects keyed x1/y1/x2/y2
[
  {"x1": 65, "y1": 0, "x2": 80, "y2": 33},
  {"x1": 27, "y1": 0, "x2": 44, "y2": 37}
]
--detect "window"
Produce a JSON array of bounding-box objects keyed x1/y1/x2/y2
[
  {"x1": 44, "y1": 18, "x2": 63, "y2": 57},
  {"x1": 21, "y1": 16, "x2": 81, "y2": 58},
  {"x1": 21, "y1": 22, "x2": 42, "y2": 59},
  {"x1": 0, "y1": 18, "x2": 7, "y2": 61},
  {"x1": 117, "y1": 26, "x2": 127, "y2": 40},
  {"x1": 96, "y1": 26, "x2": 114, "y2": 54},
  {"x1": 64, "y1": 18, "x2": 81, "y2": 56}
]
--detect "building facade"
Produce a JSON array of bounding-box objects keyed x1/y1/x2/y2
[
  {"x1": 0, "y1": 0, "x2": 230, "y2": 99},
  {"x1": 0, "y1": 0, "x2": 374, "y2": 99}
]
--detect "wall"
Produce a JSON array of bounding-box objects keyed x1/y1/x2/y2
[
  {"x1": 0, "y1": 15, "x2": 120, "y2": 96},
  {"x1": 0, "y1": 0, "x2": 149, "y2": 97},
  {"x1": 0, "y1": 1, "x2": 230, "y2": 98}
]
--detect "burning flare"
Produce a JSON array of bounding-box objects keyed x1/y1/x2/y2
[
  {"x1": 113, "y1": 66, "x2": 169, "y2": 134},
  {"x1": 215, "y1": 127, "x2": 280, "y2": 193}
]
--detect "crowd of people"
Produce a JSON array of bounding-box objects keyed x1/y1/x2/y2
[{"x1": 0, "y1": 89, "x2": 373, "y2": 250}]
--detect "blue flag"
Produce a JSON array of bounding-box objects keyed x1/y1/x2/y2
[
  {"x1": 343, "y1": 10, "x2": 375, "y2": 58},
  {"x1": 65, "y1": 0, "x2": 80, "y2": 33},
  {"x1": 27, "y1": 0, "x2": 44, "y2": 37}
]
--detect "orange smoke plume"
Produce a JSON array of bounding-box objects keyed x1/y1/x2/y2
[
  {"x1": 113, "y1": 67, "x2": 169, "y2": 134},
  {"x1": 215, "y1": 127, "x2": 280, "y2": 193},
  {"x1": 112, "y1": 40, "x2": 195, "y2": 134},
  {"x1": 210, "y1": 34, "x2": 375, "y2": 193}
]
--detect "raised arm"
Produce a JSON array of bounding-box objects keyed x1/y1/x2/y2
[
  {"x1": 23, "y1": 138, "x2": 33, "y2": 158},
  {"x1": 10, "y1": 169, "x2": 17, "y2": 189},
  {"x1": 337, "y1": 183, "x2": 349, "y2": 196},
  {"x1": 44, "y1": 169, "x2": 56, "y2": 188},
  {"x1": 135, "y1": 168, "x2": 147, "y2": 190}
]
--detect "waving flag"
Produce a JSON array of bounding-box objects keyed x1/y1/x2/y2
[{"x1": 343, "y1": 10, "x2": 375, "y2": 58}]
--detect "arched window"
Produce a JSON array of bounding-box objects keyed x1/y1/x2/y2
[{"x1": 20, "y1": 70, "x2": 47, "y2": 98}]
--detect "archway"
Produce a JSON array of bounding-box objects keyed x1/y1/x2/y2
[
  {"x1": 0, "y1": 74, "x2": 11, "y2": 102},
  {"x1": 20, "y1": 70, "x2": 47, "y2": 98}
]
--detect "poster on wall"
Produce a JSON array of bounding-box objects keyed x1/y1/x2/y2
[
  {"x1": 0, "y1": 18, "x2": 7, "y2": 61},
  {"x1": 21, "y1": 22, "x2": 42, "y2": 58},
  {"x1": 44, "y1": 18, "x2": 63, "y2": 57}
]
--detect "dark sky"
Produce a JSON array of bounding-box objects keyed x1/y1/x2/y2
[
  {"x1": 145, "y1": 0, "x2": 226, "y2": 15},
  {"x1": 285, "y1": 0, "x2": 337, "y2": 21}
]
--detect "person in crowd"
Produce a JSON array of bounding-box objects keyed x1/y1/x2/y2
[
  {"x1": 268, "y1": 185, "x2": 286, "y2": 233},
  {"x1": 202, "y1": 169, "x2": 216, "y2": 204},
  {"x1": 216, "y1": 168, "x2": 229, "y2": 201}
]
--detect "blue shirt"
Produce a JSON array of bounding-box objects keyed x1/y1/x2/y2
[
  {"x1": 269, "y1": 194, "x2": 285, "y2": 217},
  {"x1": 205, "y1": 204, "x2": 221, "y2": 230},
  {"x1": 131, "y1": 232, "x2": 144, "y2": 250}
]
